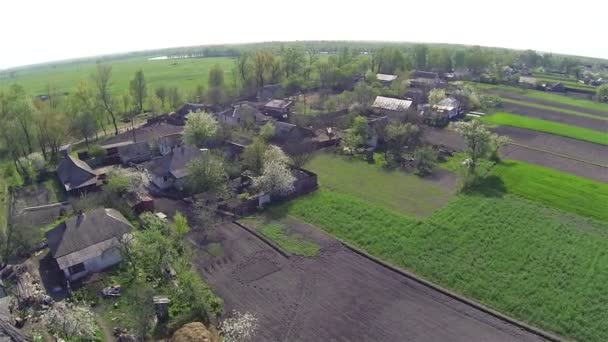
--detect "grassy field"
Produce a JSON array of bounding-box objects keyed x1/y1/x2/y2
[
  {"x1": 474, "y1": 83, "x2": 608, "y2": 112},
  {"x1": 261, "y1": 223, "x2": 320, "y2": 257},
  {"x1": 501, "y1": 98, "x2": 608, "y2": 121},
  {"x1": 481, "y1": 112, "x2": 608, "y2": 145},
  {"x1": 276, "y1": 190, "x2": 608, "y2": 342},
  {"x1": 304, "y1": 153, "x2": 455, "y2": 217},
  {"x1": 0, "y1": 56, "x2": 236, "y2": 96},
  {"x1": 491, "y1": 161, "x2": 608, "y2": 221},
  {"x1": 535, "y1": 77, "x2": 597, "y2": 91}
]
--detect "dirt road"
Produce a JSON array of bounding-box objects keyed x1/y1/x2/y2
[{"x1": 192, "y1": 221, "x2": 549, "y2": 342}]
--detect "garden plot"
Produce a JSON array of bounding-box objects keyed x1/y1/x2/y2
[{"x1": 190, "y1": 221, "x2": 546, "y2": 342}]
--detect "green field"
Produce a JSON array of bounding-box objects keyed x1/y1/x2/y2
[
  {"x1": 535, "y1": 77, "x2": 596, "y2": 91},
  {"x1": 501, "y1": 98, "x2": 608, "y2": 121},
  {"x1": 481, "y1": 112, "x2": 608, "y2": 145},
  {"x1": 491, "y1": 161, "x2": 608, "y2": 221},
  {"x1": 0, "y1": 56, "x2": 236, "y2": 96},
  {"x1": 276, "y1": 190, "x2": 608, "y2": 341},
  {"x1": 261, "y1": 223, "x2": 320, "y2": 257},
  {"x1": 305, "y1": 153, "x2": 455, "y2": 217}
]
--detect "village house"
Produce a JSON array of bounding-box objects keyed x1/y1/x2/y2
[
  {"x1": 519, "y1": 76, "x2": 538, "y2": 88},
  {"x1": 432, "y1": 97, "x2": 462, "y2": 119},
  {"x1": 371, "y1": 96, "x2": 414, "y2": 118},
  {"x1": 217, "y1": 103, "x2": 270, "y2": 128},
  {"x1": 376, "y1": 73, "x2": 398, "y2": 85},
  {"x1": 45, "y1": 208, "x2": 133, "y2": 281},
  {"x1": 157, "y1": 133, "x2": 183, "y2": 156},
  {"x1": 146, "y1": 145, "x2": 205, "y2": 191},
  {"x1": 270, "y1": 121, "x2": 316, "y2": 146},
  {"x1": 263, "y1": 99, "x2": 293, "y2": 118},
  {"x1": 404, "y1": 88, "x2": 428, "y2": 106},
  {"x1": 175, "y1": 103, "x2": 210, "y2": 118},
  {"x1": 56, "y1": 155, "x2": 100, "y2": 195},
  {"x1": 410, "y1": 71, "x2": 443, "y2": 88},
  {"x1": 544, "y1": 82, "x2": 565, "y2": 92},
  {"x1": 102, "y1": 141, "x2": 152, "y2": 165}
]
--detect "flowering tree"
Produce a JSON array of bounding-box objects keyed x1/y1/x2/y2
[
  {"x1": 43, "y1": 303, "x2": 99, "y2": 341},
  {"x1": 254, "y1": 145, "x2": 295, "y2": 196},
  {"x1": 107, "y1": 167, "x2": 150, "y2": 196},
  {"x1": 220, "y1": 311, "x2": 259, "y2": 342},
  {"x1": 184, "y1": 110, "x2": 218, "y2": 147}
]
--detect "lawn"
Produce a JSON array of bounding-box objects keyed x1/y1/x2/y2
[
  {"x1": 0, "y1": 56, "x2": 236, "y2": 96},
  {"x1": 276, "y1": 190, "x2": 608, "y2": 342},
  {"x1": 304, "y1": 152, "x2": 455, "y2": 217},
  {"x1": 501, "y1": 98, "x2": 608, "y2": 121},
  {"x1": 481, "y1": 112, "x2": 608, "y2": 145},
  {"x1": 261, "y1": 223, "x2": 320, "y2": 257},
  {"x1": 491, "y1": 161, "x2": 608, "y2": 221}
]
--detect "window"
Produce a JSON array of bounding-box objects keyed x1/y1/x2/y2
[
  {"x1": 163, "y1": 176, "x2": 168, "y2": 182},
  {"x1": 68, "y1": 263, "x2": 85, "y2": 275}
]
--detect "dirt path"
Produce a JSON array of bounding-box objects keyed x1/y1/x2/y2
[{"x1": 192, "y1": 222, "x2": 550, "y2": 342}]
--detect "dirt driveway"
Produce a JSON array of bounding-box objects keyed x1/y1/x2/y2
[{"x1": 191, "y1": 220, "x2": 547, "y2": 342}]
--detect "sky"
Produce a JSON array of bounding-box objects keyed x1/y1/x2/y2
[{"x1": 1, "y1": 0, "x2": 607, "y2": 69}]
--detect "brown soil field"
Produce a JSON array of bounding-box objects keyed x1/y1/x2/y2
[
  {"x1": 423, "y1": 127, "x2": 608, "y2": 182},
  {"x1": 500, "y1": 101, "x2": 607, "y2": 131},
  {"x1": 191, "y1": 220, "x2": 548, "y2": 342}
]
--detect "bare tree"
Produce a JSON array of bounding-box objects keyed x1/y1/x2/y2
[{"x1": 92, "y1": 64, "x2": 119, "y2": 135}]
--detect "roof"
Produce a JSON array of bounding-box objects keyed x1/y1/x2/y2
[
  {"x1": 434, "y1": 97, "x2": 460, "y2": 111},
  {"x1": 372, "y1": 96, "x2": 413, "y2": 111},
  {"x1": 56, "y1": 155, "x2": 97, "y2": 191},
  {"x1": 411, "y1": 71, "x2": 439, "y2": 79},
  {"x1": 224, "y1": 104, "x2": 270, "y2": 123},
  {"x1": 519, "y1": 76, "x2": 537, "y2": 85},
  {"x1": 101, "y1": 141, "x2": 134, "y2": 149},
  {"x1": 264, "y1": 99, "x2": 293, "y2": 109},
  {"x1": 158, "y1": 133, "x2": 183, "y2": 148},
  {"x1": 117, "y1": 141, "x2": 151, "y2": 159},
  {"x1": 46, "y1": 208, "x2": 132, "y2": 259},
  {"x1": 146, "y1": 145, "x2": 203, "y2": 179},
  {"x1": 376, "y1": 74, "x2": 398, "y2": 82},
  {"x1": 175, "y1": 103, "x2": 208, "y2": 117},
  {"x1": 271, "y1": 121, "x2": 314, "y2": 141}
]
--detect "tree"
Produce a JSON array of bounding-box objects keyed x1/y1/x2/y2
[
  {"x1": 253, "y1": 146, "x2": 295, "y2": 196},
  {"x1": 259, "y1": 122, "x2": 276, "y2": 141},
  {"x1": 184, "y1": 111, "x2": 218, "y2": 147},
  {"x1": 207, "y1": 64, "x2": 225, "y2": 105},
  {"x1": 186, "y1": 154, "x2": 227, "y2": 194},
  {"x1": 125, "y1": 283, "x2": 156, "y2": 341},
  {"x1": 71, "y1": 110, "x2": 97, "y2": 149},
  {"x1": 92, "y1": 64, "x2": 119, "y2": 135},
  {"x1": 121, "y1": 91, "x2": 140, "y2": 141},
  {"x1": 129, "y1": 69, "x2": 147, "y2": 114},
  {"x1": 242, "y1": 138, "x2": 268, "y2": 175},
  {"x1": 146, "y1": 95, "x2": 163, "y2": 117},
  {"x1": 342, "y1": 115, "x2": 368, "y2": 150},
  {"x1": 155, "y1": 86, "x2": 168, "y2": 108},
  {"x1": 173, "y1": 211, "x2": 191, "y2": 240},
  {"x1": 281, "y1": 47, "x2": 305, "y2": 78},
  {"x1": 385, "y1": 123, "x2": 422, "y2": 162},
  {"x1": 412, "y1": 44, "x2": 429, "y2": 70},
  {"x1": 284, "y1": 142, "x2": 314, "y2": 169},
  {"x1": 428, "y1": 89, "x2": 447, "y2": 105},
  {"x1": 4, "y1": 84, "x2": 35, "y2": 154},
  {"x1": 428, "y1": 48, "x2": 453, "y2": 73},
  {"x1": 597, "y1": 84, "x2": 608, "y2": 103},
  {"x1": 167, "y1": 87, "x2": 183, "y2": 111},
  {"x1": 413, "y1": 146, "x2": 437, "y2": 176},
  {"x1": 450, "y1": 120, "x2": 506, "y2": 188},
  {"x1": 107, "y1": 168, "x2": 150, "y2": 196}
]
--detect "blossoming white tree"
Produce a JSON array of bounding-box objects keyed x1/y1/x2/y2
[{"x1": 253, "y1": 145, "x2": 295, "y2": 196}]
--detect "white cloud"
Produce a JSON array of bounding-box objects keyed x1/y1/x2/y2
[{"x1": 1, "y1": 0, "x2": 605, "y2": 69}]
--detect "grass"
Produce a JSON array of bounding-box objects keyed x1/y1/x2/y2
[
  {"x1": 474, "y1": 82, "x2": 608, "y2": 113},
  {"x1": 501, "y1": 98, "x2": 608, "y2": 121},
  {"x1": 304, "y1": 152, "x2": 455, "y2": 217},
  {"x1": 535, "y1": 77, "x2": 597, "y2": 91},
  {"x1": 481, "y1": 112, "x2": 608, "y2": 145},
  {"x1": 0, "y1": 56, "x2": 236, "y2": 96},
  {"x1": 276, "y1": 190, "x2": 608, "y2": 341},
  {"x1": 0, "y1": 175, "x2": 7, "y2": 238},
  {"x1": 491, "y1": 161, "x2": 608, "y2": 221},
  {"x1": 260, "y1": 223, "x2": 320, "y2": 257},
  {"x1": 43, "y1": 177, "x2": 66, "y2": 203}
]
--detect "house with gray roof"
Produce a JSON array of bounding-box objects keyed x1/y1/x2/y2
[
  {"x1": 146, "y1": 145, "x2": 204, "y2": 191},
  {"x1": 376, "y1": 73, "x2": 398, "y2": 84},
  {"x1": 157, "y1": 133, "x2": 183, "y2": 156},
  {"x1": 45, "y1": 208, "x2": 133, "y2": 281},
  {"x1": 372, "y1": 96, "x2": 414, "y2": 118},
  {"x1": 263, "y1": 99, "x2": 293, "y2": 118},
  {"x1": 56, "y1": 155, "x2": 99, "y2": 194},
  {"x1": 217, "y1": 103, "x2": 270, "y2": 128}
]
